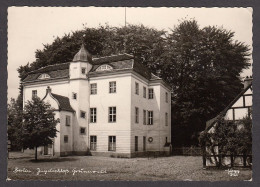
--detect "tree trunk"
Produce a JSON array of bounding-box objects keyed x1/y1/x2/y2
[
  {"x1": 243, "y1": 153, "x2": 247, "y2": 167},
  {"x1": 202, "y1": 146, "x2": 206, "y2": 169},
  {"x1": 230, "y1": 154, "x2": 234, "y2": 168},
  {"x1": 218, "y1": 154, "x2": 222, "y2": 168},
  {"x1": 35, "y1": 147, "x2": 37, "y2": 161}
]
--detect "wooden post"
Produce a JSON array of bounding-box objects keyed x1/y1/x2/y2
[
  {"x1": 202, "y1": 146, "x2": 206, "y2": 169},
  {"x1": 243, "y1": 153, "x2": 247, "y2": 167},
  {"x1": 7, "y1": 140, "x2": 11, "y2": 159},
  {"x1": 230, "y1": 154, "x2": 234, "y2": 168},
  {"x1": 35, "y1": 147, "x2": 38, "y2": 161},
  {"x1": 218, "y1": 154, "x2": 222, "y2": 168}
]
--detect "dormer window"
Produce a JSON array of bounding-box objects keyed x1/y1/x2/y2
[
  {"x1": 96, "y1": 64, "x2": 113, "y2": 72},
  {"x1": 38, "y1": 73, "x2": 50, "y2": 80}
]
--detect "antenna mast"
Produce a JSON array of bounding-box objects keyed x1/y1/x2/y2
[
  {"x1": 123, "y1": 6, "x2": 127, "y2": 53},
  {"x1": 125, "y1": 7, "x2": 126, "y2": 27}
]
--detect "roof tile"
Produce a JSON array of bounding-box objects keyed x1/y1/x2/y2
[
  {"x1": 23, "y1": 53, "x2": 161, "y2": 82},
  {"x1": 51, "y1": 93, "x2": 75, "y2": 112}
]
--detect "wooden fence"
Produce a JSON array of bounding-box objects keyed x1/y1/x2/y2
[{"x1": 172, "y1": 147, "x2": 202, "y2": 156}]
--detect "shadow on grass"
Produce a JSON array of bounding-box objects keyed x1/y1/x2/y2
[
  {"x1": 205, "y1": 166, "x2": 252, "y2": 170},
  {"x1": 29, "y1": 157, "x2": 78, "y2": 163}
]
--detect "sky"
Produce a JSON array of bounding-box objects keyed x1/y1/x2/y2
[{"x1": 7, "y1": 7, "x2": 253, "y2": 101}]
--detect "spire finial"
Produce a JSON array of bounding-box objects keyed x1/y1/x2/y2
[{"x1": 72, "y1": 41, "x2": 92, "y2": 63}]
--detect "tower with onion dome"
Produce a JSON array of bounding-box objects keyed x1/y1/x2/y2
[{"x1": 69, "y1": 44, "x2": 92, "y2": 154}]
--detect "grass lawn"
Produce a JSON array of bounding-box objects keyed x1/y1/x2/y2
[{"x1": 7, "y1": 151, "x2": 252, "y2": 181}]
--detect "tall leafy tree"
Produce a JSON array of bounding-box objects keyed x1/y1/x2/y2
[
  {"x1": 22, "y1": 97, "x2": 59, "y2": 160},
  {"x1": 8, "y1": 97, "x2": 23, "y2": 150},
  {"x1": 160, "y1": 20, "x2": 251, "y2": 146}
]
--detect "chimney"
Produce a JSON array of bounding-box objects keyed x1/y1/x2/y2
[
  {"x1": 156, "y1": 69, "x2": 161, "y2": 78},
  {"x1": 244, "y1": 76, "x2": 253, "y2": 89},
  {"x1": 46, "y1": 86, "x2": 52, "y2": 94}
]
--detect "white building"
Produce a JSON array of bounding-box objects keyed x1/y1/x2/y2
[{"x1": 22, "y1": 44, "x2": 172, "y2": 157}]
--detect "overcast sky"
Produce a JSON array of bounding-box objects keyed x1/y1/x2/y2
[{"x1": 8, "y1": 7, "x2": 253, "y2": 101}]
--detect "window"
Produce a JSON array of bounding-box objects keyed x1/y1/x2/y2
[
  {"x1": 90, "y1": 108, "x2": 97, "y2": 123},
  {"x1": 90, "y1": 136, "x2": 97, "y2": 151},
  {"x1": 96, "y1": 64, "x2": 113, "y2": 71},
  {"x1": 72, "y1": 92, "x2": 77, "y2": 100},
  {"x1": 148, "y1": 88, "x2": 154, "y2": 99},
  {"x1": 32, "y1": 90, "x2": 37, "y2": 99},
  {"x1": 108, "y1": 136, "x2": 116, "y2": 151},
  {"x1": 165, "y1": 137, "x2": 168, "y2": 144},
  {"x1": 109, "y1": 107, "x2": 116, "y2": 122},
  {"x1": 90, "y1": 83, "x2": 97, "y2": 95},
  {"x1": 135, "y1": 107, "x2": 139, "y2": 123},
  {"x1": 81, "y1": 68, "x2": 86, "y2": 74},
  {"x1": 80, "y1": 111, "x2": 86, "y2": 118},
  {"x1": 109, "y1": 81, "x2": 116, "y2": 93},
  {"x1": 143, "y1": 110, "x2": 146, "y2": 125},
  {"x1": 80, "y1": 127, "x2": 86, "y2": 135},
  {"x1": 166, "y1": 92, "x2": 168, "y2": 103},
  {"x1": 143, "y1": 136, "x2": 146, "y2": 151},
  {"x1": 65, "y1": 115, "x2": 71, "y2": 126},
  {"x1": 135, "y1": 82, "x2": 139, "y2": 95},
  {"x1": 143, "y1": 87, "x2": 146, "y2": 98},
  {"x1": 64, "y1": 135, "x2": 68, "y2": 143},
  {"x1": 165, "y1": 113, "x2": 168, "y2": 126},
  {"x1": 148, "y1": 111, "x2": 153, "y2": 125},
  {"x1": 38, "y1": 73, "x2": 50, "y2": 80},
  {"x1": 135, "y1": 136, "x2": 138, "y2": 151}
]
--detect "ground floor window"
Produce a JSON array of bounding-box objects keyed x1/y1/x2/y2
[
  {"x1": 90, "y1": 136, "x2": 97, "y2": 151},
  {"x1": 135, "y1": 136, "x2": 138, "y2": 151},
  {"x1": 44, "y1": 144, "x2": 52, "y2": 155},
  {"x1": 108, "y1": 136, "x2": 116, "y2": 151}
]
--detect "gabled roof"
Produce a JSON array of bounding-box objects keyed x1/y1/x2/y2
[
  {"x1": 51, "y1": 93, "x2": 75, "y2": 112},
  {"x1": 205, "y1": 82, "x2": 252, "y2": 131},
  {"x1": 132, "y1": 60, "x2": 151, "y2": 80}
]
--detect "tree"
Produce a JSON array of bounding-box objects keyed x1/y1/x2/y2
[
  {"x1": 160, "y1": 20, "x2": 251, "y2": 146},
  {"x1": 8, "y1": 97, "x2": 23, "y2": 150},
  {"x1": 22, "y1": 97, "x2": 59, "y2": 160}
]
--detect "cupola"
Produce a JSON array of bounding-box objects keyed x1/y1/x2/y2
[{"x1": 72, "y1": 44, "x2": 92, "y2": 63}]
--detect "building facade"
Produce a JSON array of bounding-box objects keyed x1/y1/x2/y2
[
  {"x1": 203, "y1": 77, "x2": 252, "y2": 167},
  {"x1": 22, "y1": 44, "x2": 172, "y2": 157}
]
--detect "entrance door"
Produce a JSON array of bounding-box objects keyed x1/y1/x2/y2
[
  {"x1": 44, "y1": 145, "x2": 48, "y2": 155},
  {"x1": 44, "y1": 144, "x2": 52, "y2": 155},
  {"x1": 143, "y1": 136, "x2": 146, "y2": 151}
]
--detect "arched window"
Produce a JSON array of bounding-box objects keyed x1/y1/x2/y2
[
  {"x1": 38, "y1": 73, "x2": 51, "y2": 80},
  {"x1": 96, "y1": 64, "x2": 113, "y2": 72}
]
